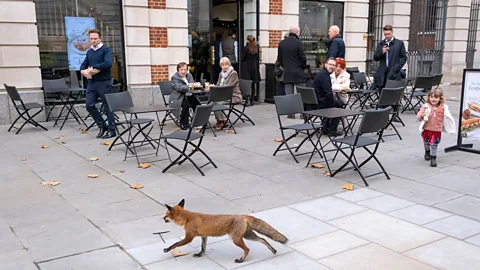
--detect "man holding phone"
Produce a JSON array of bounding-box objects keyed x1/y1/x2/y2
[{"x1": 373, "y1": 25, "x2": 407, "y2": 89}]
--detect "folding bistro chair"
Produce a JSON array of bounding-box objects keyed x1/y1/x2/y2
[
  {"x1": 4, "y1": 84, "x2": 48, "y2": 134},
  {"x1": 162, "y1": 102, "x2": 217, "y2": 176},
  {"x1": 42, "y1": 78, "x2": 72, "y2": 122},
  {"x1": 331, "y1": 107, "x2": 392, "y2": 186},
  {"x1": 231, "y1": 79, "x2": 255, "y2": 126},
  {"x1": 273, "y1": 94, "x2": 323, "y2": 164},
  {"x1": 350, "y1": 72, "x2": 378, "y2": 110},
  {"x1": 432, "y1": 74, "x2": 443, "y2": 88},
  {"x1": 374, "y1": 87, "x2": 405, "y2": 140},
  {"x1": 381, "y1": 79, "x2": 406, "y2": 127},
  {"x1": 104, "y1": 92, "x2": 155, "y2": 158},
  {"x1": 346, "y1": 67, "x2": 360, "y2": 89},
  {"x1": 401, "y1": 75, "x2": 434, "y2": 114},
  {"x1": 158, "y1": 81, "x2": 179, "y2": 126},
  {"x1": 297, "y1": 86, "x2": 320, "y2": 122},
  {"x1": 208, "y1": 85, "x2": 236, "y2": 136}
]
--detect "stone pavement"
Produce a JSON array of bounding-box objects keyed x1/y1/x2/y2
[{"x1": 1, "y1": 85, "x2": 480, "y2": 270}]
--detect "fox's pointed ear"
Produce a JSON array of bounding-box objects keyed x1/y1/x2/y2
[
  {"x1": 165, "y1": 204, "x2": 172, "y2": 211},
  {"x1": 178, "y1": 199, "x2": 185, "y2": 208}
]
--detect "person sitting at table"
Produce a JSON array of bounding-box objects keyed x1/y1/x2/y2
[
  {"x1": 330, "y1": 57, "x2": 350, "y2": 105},
  {"x1": 313, "y1": 57, "x2": 343, "y2": 136},
  {"x1": 209, "y1": 57, "x2": 242, "y2": 128},
  {"x1": 169, "y1": 62, "x2": 201, "y2": 130}
]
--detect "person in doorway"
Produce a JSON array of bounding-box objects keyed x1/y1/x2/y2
[
  {"x1": 219, "y1": 29, "x2": 239, "y2": 72},
  {"x1": 313, "y1": 57, "x2": 343, "y2": 136},
  {"x1": 241, "y1": 35, "x2": 261, "y2": 106},
  {"x1": 80, "y1": 29, "x2": 116, "y2": 139},
  {"x1": 169, "y1": 62, "x2": 201, "y2": 130},
  {"x1": 192, "y1": 31, "x2": 210, "y2": 82},
  {"x1": 326, "y1": 25, "x2": 345, "y2": 59},
  {"x1": 277, "y1": 26, "x2": 307, "y2": 118},
  {"x1": 373, "y1": 24, "x2": 407, "y2": 89},
  {"x1": 211, "y1": 32, "x2": 223, "y2": 84}
]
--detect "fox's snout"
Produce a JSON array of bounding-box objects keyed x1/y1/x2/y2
[{"x1": 163, "y1": 216, "x2": 170, "y2": 223}]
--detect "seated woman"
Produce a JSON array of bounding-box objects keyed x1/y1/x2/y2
[
  {"x1": 209, "y1": 57, "x2": 242, "y2": 128},
  {"x1": 330, "y1": 57, "x2": 350, "y2": 106},
  {"x1": 169, "y1": 62, "x2": 201, "y2": 130}
]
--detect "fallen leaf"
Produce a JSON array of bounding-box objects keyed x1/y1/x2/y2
[
  {"x1": 274, "y1": 138, "x2": 284, "y2": 142},
  {"x1": 224, "y1": 130, "x2": 235, "y2": 133},
  {"x1": 21, "y1": 157, "x2": 27, "y2": 161},
  {"x1": 311, "y1": 163, "x2": 325, "y2": 169},
  {"x1": 54, "y1": 136, "x2": 63, "y2": 140},
  {"x1": 173, "y1": 127, "x2": 181, "y2": 131},
  {"x1": 171, "y1": 249, "x2": 189, "y2": 257},
  {"x1": 130, "y1": 184, "x2": 144, "y2": 189},
  {"x1": 158, "y1": 122, "x2": 166, "y2": 126},
  {"x1": 194, "y1": 130, "x2": 201, "y2": 133},
  {"x1": 341, "y1": 184, "x2": 354, "y2": 191},
  {"x1": 120, "y1": 170, "x2": 126, "y2": 173},
  {"x1": 61, "y1": 133, "x2": 67, "y2": 137},
  {"x1": 138, "y1": 163, "x2": 151, "y2": 169},
  {"x1": 323, "y1": 171, "x2": 332, "y2": 177},
  {"x1": 90, "y1": 156, "x2": 99, "y2": 161},
  {"x1": 41, "y1": 181, "x2": 60, "y2": 186},
  {"x1": 88, "y1": 174, "x2": 98, "y2": 178},
  {"x1": 41, "y1": 144, "x2": 49, "y2": 149},
  {"x1": 81, "y1": 129, "x2": 88, "y2": 134},
  {"x1": 101, "y1": 142, "x2": 112, "y2": 146}
]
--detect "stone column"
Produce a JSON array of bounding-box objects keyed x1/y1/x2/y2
[
  {"x1": 0, "y1": 0, "x2": 43, "y2": 124},
  {"x1": 343, "y1": 0, "x2": 370, "y2": 71},
  {"x1": 443, "y1": 0, "x2": 471, "y2": 84},
  {"x1": 382, "y1": 0, "x2": 411, "y2": 73}
]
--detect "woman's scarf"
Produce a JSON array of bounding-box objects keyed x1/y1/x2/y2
[{"x1": 220, "y1": 66, "x2": 234, "y2": 86}]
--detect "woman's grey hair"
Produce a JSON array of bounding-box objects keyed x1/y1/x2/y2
[{"x1": 219, "y1": 57, "x2": 231, "y2": 66}]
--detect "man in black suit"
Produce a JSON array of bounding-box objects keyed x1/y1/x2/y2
[{"x1": 374, "y1": 25, "x2": 407, "y2": 89}]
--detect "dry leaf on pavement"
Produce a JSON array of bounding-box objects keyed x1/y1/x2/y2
[
  {"x1": 341, "y1": 184, "x2": 354, "y2": 191},
  {"x1": 171, "y1": 249, "x2": 189, "y2": 257},
  {"x1": 90, "y1": 157, "x2": 99, "y2": 161},
  {"x1": 173, "y1": 127, "x2": 181, "y2": 131},
  {"x1": 224, "y1": 130, "x2": 235, "y2": 133},
  {"x1": 41, "y1": 181, "x2": 60, "y2": 186},
  {"x1": 61, "y1": 133, "x2": 67, "y2": 137},
  {"x1": 138, "y1": 163, "x2": 151, "y2": 169},
  {"x1": 130, "y1": 184, "x2": 144, "y2": 189},
  {"x1": 311, "y1": 163, "x2": 325, "y2": 169},
  {"x1": 323, "y1": 171, "x2": 332, "y2": 177},
  {"x1": 81, "y1": 129, "x2": 88, "y2": 134},
  {"x1": 21, "y1": 157, "x2": 27, "y2": 161},
  {"x1": 87, "y1": 174, "x2": 98, "y2": 178},
  {"x1": 41, "y1": 144, "x2": 49, "y2": 149},
  {"x1": 100, "y1": 142, "x2": 112, "y2": 146},
  {"x1": 274, "y1": 138, "x2": 284, "y2": 142}
]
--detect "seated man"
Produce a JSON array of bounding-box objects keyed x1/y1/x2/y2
[{"x1": 313, "y1": 57, "x2": 343, "y2": 136}]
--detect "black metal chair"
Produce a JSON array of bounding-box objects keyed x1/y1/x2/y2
[
  {"x1": 374, "y1": 87, "x2": 405, "y2": 140},
  {"x1": 346, "y1": 67, "x2": 360, "y2": 88},
  {"x1": 4, "y1": 84, "x2": 48, "y2": 134},
  {"x1": 42, "y1": 78, "x2": 72, "y2": 122},
  {"x1": 351, "y1": 72, "x2": 378, "y2": 109},
  {"x1": 158, "y1": 81, "x2": 179, "y2": 126},
  {"x1": 231, "y1": 79, "x2": 255, "y2": 127},
  {"x1": 104, "y1": 92, "x2": 155, "y2": 160},
  {"x1": 296, "y1": 86, "x2": 320, "y2": 123},
  {"x1": 331, "y1": 107, "x2": 392, "y2": 186},
  {"x1": 273, "y1": 94, "x2": 323, "y2": 164},
  {"x1": 432, "y1": 74, "x2": 443, "y2": 88},
  {"x1": 401, "y1": 75, "x2": 435, "y2": 114},
  {"x1": 208, "y1": 85, "x2": 236, "y2": 135},
  {"x1": 377, "y1": 79, "x2": 407, "y2": 127},
  {"x1": 162, "y1": 102, "x2": 217, "y2": 176}
]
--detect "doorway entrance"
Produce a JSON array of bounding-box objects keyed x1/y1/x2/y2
[{"x1": 187, "y1": 0, "x2": 260, "y2": 86}]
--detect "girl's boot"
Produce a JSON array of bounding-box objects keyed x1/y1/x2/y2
[
  {"x1": 424, "y1": 150, "x2": 431, "y2": 161},
  {"x1": 430, "y1": 156, "x2": 437, "y2": 167}
]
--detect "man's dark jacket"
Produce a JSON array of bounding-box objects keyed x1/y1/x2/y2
[
  {"x1": 313, "y1": 67, "x2": 334, "y2": 109},
  {"x1": 277, "y1": 33, "x2": 307, "y2": 84},
  {"x1": 373, "y1": 37, "x2": 407, "y2": 86},
  {"x1": 326, "y1": 35, "x2": 345, "y2": 59}
]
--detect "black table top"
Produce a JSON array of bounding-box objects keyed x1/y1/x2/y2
[
  {"x1": 120, "y1": 105, "x2": 171, "y2": 114},
  {"x1": 303, "y1": 107, "x2": 364, "y2": 118}
]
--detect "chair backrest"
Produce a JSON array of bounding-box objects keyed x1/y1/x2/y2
[
  {"x1": 70, "y1": 71, "x2": 80, "y2": 88},
  {"x1": 384, "y1": 79, "x2": 406, "y2": 89},
  {"x1": 208, "y1": 85, "x2": 234, "y2": 103},
  {"x1": 377, "y1": 87, "x2": 404, "y2": 107},
  {"x1": 296, "y1": 86, "x2": 318, "y2": 106},
  {"x1": 274, "y1": 93, "x2": 304, "y2": 116},
  {"x1": 105, "y1": 91, "x2": 134, "y2": 112},
  {"x1": 353, "y1": 72, "x2": 367, "y2": 85},
  {"x1": 158, "y1": 81, "x2": 173, "y2": 106},
  {"x1": 346, "y1": 67, "x2": 360, "y2": 79},
  {"x1": 191, "y1": 102, "x2": 214, "y2": 128},
  {"x1": 414, "y1": 75, "x2": 435, "y2": 90},
  {"x1": 3, "y1": 84, "x2": 22, "y2": 103},
  {"x1": 358, "y1": 107, "x2": 392, "y2": 134},
  {"x1": 239, "y1": 79, "x2": 252, "y2": 98},
  {"x1": 112, "y1": 83, "x2": 122, "y2": 93},
  {"x1": 42, "y1": 78, "x2": 69, "y2": 93},
  {"x1": 432, "y1": 74, "x2": 443, "y2": 87}
]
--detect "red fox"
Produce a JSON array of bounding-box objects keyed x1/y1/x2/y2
[{"x1": 163, "y1": 199, "x2": 288, "y2": 263}]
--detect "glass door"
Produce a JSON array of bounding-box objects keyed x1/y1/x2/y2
[
  {"x1": 239, "y1": 0, "x2": 260, "y2": 100},
  {"x1": 188, "y1": 0, "x2": 212, "y2": 83}
]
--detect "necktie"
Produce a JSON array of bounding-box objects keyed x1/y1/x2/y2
[{"x1": 386, "y1": 42, "x2": 389, "y2": 68}]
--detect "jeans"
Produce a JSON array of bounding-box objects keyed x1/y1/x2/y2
[{"x1": 85, "y1": 80, "x2": 115, "y2": 132}]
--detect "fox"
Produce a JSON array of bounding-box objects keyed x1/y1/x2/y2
[{"x1": 162, "y1": 199, "x2": 288, "y2": 263}]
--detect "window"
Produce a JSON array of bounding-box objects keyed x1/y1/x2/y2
[
  {"x1": 299, "y1": 1, "x2": 344, "y2": 68},
  {"x1": 35, "y1": 0, "x2": 126, "y2": 84}
]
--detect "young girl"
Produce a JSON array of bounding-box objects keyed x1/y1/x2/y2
[{"x1": 417, "y1": 88, "x2": 454, "y2": 167}]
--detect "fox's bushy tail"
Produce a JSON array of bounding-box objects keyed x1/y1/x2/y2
[{"x1": 251, "y1": 218, "x2": 288, "y2": 244}]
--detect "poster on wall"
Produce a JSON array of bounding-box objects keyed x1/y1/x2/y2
[
  {"x1": 65, "y1": 17, "x2": 96, "y2": 70},
  {"x1": 445, "y1": 69, "x2": 480, "y2": 154}
]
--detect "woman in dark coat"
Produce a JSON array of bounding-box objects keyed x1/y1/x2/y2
[{"x1": 240, "y1": 35, "x2": 261, "y2": 106}]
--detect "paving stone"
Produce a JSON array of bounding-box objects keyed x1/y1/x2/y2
[
  {"x1": 127, "y1": 238, "x2": 198, "y2": 266},
  {"x1": 424, "y1": 215, "x2": 480, "y2": 239},
  {"x1": 466, "y1": 234, "x2": 480, "y2": 247},
  {"x1": 0, "y1": 219, "x2": 24, "y2": 255},
  {"x1": 289, "y1": 196, "x2": 368, "y2": 221},
  {"x1": 435, "y1": 196, "x2": 480, "y2": 221},
  {"x1": 417, "y1": 171, "x2": 480, "y2": 197},
  {"x1": 357, "y1": 195, "x2": 416, "y2": 213},
  {"x1": 235, "y1": 252, "x2": 330, "y2": 270},
  {"x1": 389, "y1": 204, "x2": 452, "y2": 225},
  {"x1": 334, "y1": 188, "x2": 384, "y2": 202},
  {"x1": 146, "y1": 254, "x2": 224, "y2": 270},
  {"x1": 233, "y1": 189, "x2": 313, "y2": 212},
  {"x1": 0, "y1": 250, "x2": 37, "y2": 270}
]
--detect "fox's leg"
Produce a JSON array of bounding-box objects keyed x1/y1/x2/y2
[
  {"x1": 244, "y1": 230, "x2": 277, "y2": 254},
  {"x1": 193, "y1": 236, "x2": 207, "y2": 257},
  {"x1": 231, "y1": 236, "x2": 250, "y2": 263},
  {"x1": 164, "y1": 232, "x2": 195, "y2": 253}
]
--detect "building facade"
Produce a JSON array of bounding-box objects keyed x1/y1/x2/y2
[{"x1": 0, "y1": 0, "x2": 478, "y2": 124}]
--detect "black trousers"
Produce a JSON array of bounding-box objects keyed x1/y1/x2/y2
[{"x1": 180, "y1": 95, "x2": 200, "y2": 127}]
